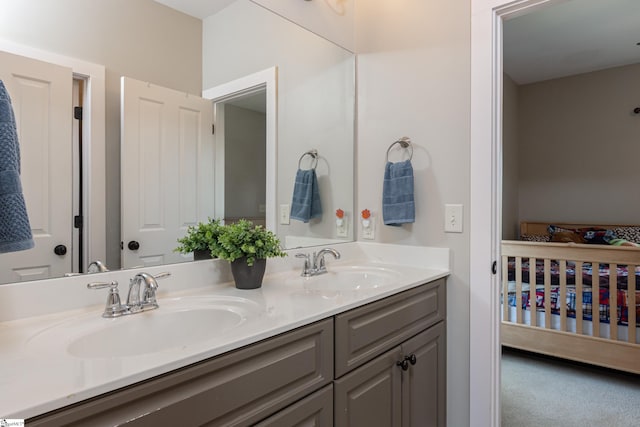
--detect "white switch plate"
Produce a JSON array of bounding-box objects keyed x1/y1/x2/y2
[
  {"x1": 444, "y1": 204, "x2": 463, "y2": 233},
  {"x1": 362, "y1": 219, "x2": 375, "y2": 239},
  {"x1": 280, "y1": 204, "x2": 290, "y2": 225}
]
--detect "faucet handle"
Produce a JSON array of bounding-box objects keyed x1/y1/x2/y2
[
  {"x1": 88, "y1": 281, "x2": 126, "y2": 318},
  {"x1": 295, "y1": 253, "x2": 313, "y2": 277}
]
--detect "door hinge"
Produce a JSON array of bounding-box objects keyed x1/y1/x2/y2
[
  {"x1": 212, "y1": 124, "x2": 215, "y2": 134},
  {"x1": 74, "y1": 106, "x2": 83, "y2": 120},
  {"x1": 491, "y1": 261, "x2": 497, "y2": 275},
  {"x1": 74, "y1": 215, "x2": 83, "y2": 229}
]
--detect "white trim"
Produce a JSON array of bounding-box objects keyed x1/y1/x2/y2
[
  {"x1": 470, "y1": 1, "x2": 560, "y2": 426},
  {"x1": 202, "y1": 67, "x2": 278, "y2": 232},
  {"x1": 0, "y1": 39, "x2": 106, "y2": 272}
]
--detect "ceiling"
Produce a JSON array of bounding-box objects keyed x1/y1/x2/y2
[
  {"x1": 504, "y1": 0, "x2": 640, "y2": 85},
  {"x1": 153, "y1": 0, "x2": 236, "y2": 19}
]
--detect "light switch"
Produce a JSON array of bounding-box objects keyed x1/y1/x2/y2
[
  {"x1": 280, "y1": 204, "x2": 290, "y2": 225},
  {"x1": 444, "y1": 204, "x2": 463, "y2": 233}
]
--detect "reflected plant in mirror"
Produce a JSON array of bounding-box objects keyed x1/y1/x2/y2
[{"x1": 0, "y1": 0, "x2": 355, "y2": 285}]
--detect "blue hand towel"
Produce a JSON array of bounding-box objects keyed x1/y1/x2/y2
[
  {"x1": 0, "y1": 80, "x2": 34, "y2": 253},
  {"x1": 290, "y1": 168, "x2": 322, "y2": 223},
  {"x1": 382, "y1": 159, "x2": 415, "y2": 226}
]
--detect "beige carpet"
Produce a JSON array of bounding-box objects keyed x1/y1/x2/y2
[{"x1": 501, "y1": 348, "x2": 640, "y2": 427}]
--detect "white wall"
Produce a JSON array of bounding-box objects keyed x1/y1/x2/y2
[
  {"x1": 0, "y1": 0, "x2": 202, "y2": 269},
  {"x1": 252, "y1": 0, "x2": 355, "y2": 52},
  {"x1": 202, "y1": 0, "x2": 355, "y2": 244},
  {"x1": 355, "y1": 0, "x2": 472, "y2": 425}
]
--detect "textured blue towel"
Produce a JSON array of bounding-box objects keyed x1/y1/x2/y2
[
  {"x1": 382, "y1": 159, "x2": 415, "y2": 226},
  {"x1": 290, "y1": 168, "x2": 322, "y2": 223},
  {"x1": 0, "y1": 80, "x2": 34, "y2": 253}
]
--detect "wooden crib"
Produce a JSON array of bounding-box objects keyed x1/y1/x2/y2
[{"x1": 501, "y1": 222, "x2": 640, "y2": 374}]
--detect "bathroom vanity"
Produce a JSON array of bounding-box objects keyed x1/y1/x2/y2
[{"x1": 0, "y1": 243, "x2": 448, "y2": 426}]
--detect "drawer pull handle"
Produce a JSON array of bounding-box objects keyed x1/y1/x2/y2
[{"x1": 407, "y1": 354, "x2": 417, "y2": 365}]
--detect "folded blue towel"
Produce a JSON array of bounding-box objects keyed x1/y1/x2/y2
[
  {"x1": 290, "y1": 168, "x2": 322, "y2": 223},
  {"x1": 382, "y1": 159, "x2": 415, "y2": 226},
  {"x1": 0, "y1": 80, "x2": 34, "y2": 253}
]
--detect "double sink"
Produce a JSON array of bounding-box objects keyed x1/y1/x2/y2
[{"x1": 26, "y1": 264, "x2": 400, "y2": 359}]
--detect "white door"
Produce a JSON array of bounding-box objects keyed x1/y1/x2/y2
[
  {"x1": 121, "y1": 77, "x2": 214, "y2": 268},
  {"x1": 0, "y1": 51, "x2": 73, "y2": 283}
]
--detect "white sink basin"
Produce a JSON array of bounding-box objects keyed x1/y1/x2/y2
[
  {"x1": 289, "y1": 265, "x2": 401, "y2": 291},
  {"x1": 27, "y1": 296, "x2": 263, "y2": 359}
]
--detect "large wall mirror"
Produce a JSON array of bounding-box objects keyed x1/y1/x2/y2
[{"x1": 0, "y1": 0, "x2": 355, "y2": 285}]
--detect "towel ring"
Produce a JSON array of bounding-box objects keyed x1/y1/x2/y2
[
  {"x1": 386, "y1": 137, "x2": 413, "y2": 162},
  {"x1": 298, "y1": 149, "x2": 318, "y2": 170}
]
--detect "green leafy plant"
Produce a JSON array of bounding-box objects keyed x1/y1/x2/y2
[
  {"x1": 212, "y1": 219, "x2": 287, "y2": 266},
  {"x1": 175, "y1": 218, "x2": 222, "y2": 255}
]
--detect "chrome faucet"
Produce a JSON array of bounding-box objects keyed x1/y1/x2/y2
[
  {"x1": 295, "y1": 248, "x2": 341, "y2": 277},
  {"x1": 87, "y1": 260, "x2": 109, "y2": 273},
  {"x1": 127, "y1": 272, "x2": 171, "y2": 311},
  {"x1": 88, "y1": 271, "x2": 170, "y2": 318}
]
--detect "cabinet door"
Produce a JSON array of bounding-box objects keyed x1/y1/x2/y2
[
  {"x1": 255, "y1": 384, "x2": 333, "y2": 427},
  {"x1": 334, "y1": 346, "x2": 403, "y2": 427},
  {"x1": 28, "y1": 319, "x2": 333, "y2": 427},
  {"x1": 401, "y1": 322, "x2": 446, "y2": 427}
]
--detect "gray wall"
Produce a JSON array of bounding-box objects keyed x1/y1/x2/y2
[
  {"x1": 517, "y1": 62, "x2": 640, "y2": 225},
  {"x1": 0, "y1": 0, "x2": 202, "y2": 268},
  {"x1": 502, "y1": 73, "x2": 520, "y2": 239},
  {"x1": 224, "y1": 105, "x2": 266, "y2": 220}
]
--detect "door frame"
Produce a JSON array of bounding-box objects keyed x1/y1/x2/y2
[
  {"x1": 202, "y1": 67, "x2": 277, "y2": 232},
  {"x1": 0, "y1": 40, "x2": 106, "y2": 272},
  {"x1": 470, "y1": 1, "x2": 559, "y2": 425}
]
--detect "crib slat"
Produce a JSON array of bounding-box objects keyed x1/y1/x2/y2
[
  {"x1": 544, "y1": 259, "x2": 551, "y2": 329},
  {"x1": 593, "y1": 262, "x2": 600, "y2": 338},
  {"x1": 559, "y1": 260, "x2": 567, "y2": 332},
  {"x1": 576, "y1": 261, "x2": 584, "y2": 335},
  {"x1": 610, "y1": 264, "x2": 617, "y2": 341},
  {"x1": 516, "y1": 257, "x2": 523, "y2": 324},
  {"x1": 502, "y1": 255, "x2": 509, "y2": 322},
  {"x1": 628, "y1": 265, "x2": 636, "y2": 344},
  {"x1": 530, "y1": 257, "x2": 537, "y2": 327}
]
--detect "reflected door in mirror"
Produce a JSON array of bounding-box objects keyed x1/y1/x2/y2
[
  {"x1": 120, "y1": 77, "x2": 214, "y2": 268},
  {"x1": 0, "y1": 51, "x2": 73, "y2": 283}
]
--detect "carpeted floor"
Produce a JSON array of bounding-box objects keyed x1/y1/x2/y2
[{"x1": 501, "y1": 348, "x2": 640, "y2": 426}]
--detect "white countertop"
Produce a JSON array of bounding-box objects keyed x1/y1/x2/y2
[{"x1": 0, "y1": 242, "x2": 449, "y2": 419}]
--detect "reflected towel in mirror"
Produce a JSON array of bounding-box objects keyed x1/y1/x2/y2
[
  {"x1": 0, "y1": 80, "x2": 34, "y2": 253},
  {"x1": 290, "y1": 169, "x2": 322, "y2": 223},
  {"x1": 382, "y1": 159, "x2": 415, "y2": 226}
]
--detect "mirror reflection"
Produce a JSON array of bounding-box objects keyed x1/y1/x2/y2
[{"x1": 0, "y1": 0, "x2": 355, "y2": 285}]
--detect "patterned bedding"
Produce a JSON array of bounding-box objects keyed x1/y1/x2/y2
[{"x1": 506, "y1": 258, "x2": 640, "y2": 326}]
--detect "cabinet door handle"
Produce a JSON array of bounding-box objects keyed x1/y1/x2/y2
[
  {"x1": 407, "y1": 354, "x2": 417, "y2": 365},
  {"x1": 396, "y1": 359, "x2": 409, "y2": 371}
]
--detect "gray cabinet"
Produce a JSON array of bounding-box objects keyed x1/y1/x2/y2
[
  {"x1": 28, "y1": 319, "x2": 333, "y2": 427},
  {"x1": 28, "y1": 279, "x2": 446, "y2": 427},
  {"x1": 334, "y1": 279, "x2": 446, "y2": 427}
]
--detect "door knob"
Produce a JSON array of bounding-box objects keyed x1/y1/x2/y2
[
  {"x1": 128, "y1": 241, "x2": 140, "y2": 251},
  {"x1": 54, "y1": 244, "x2": 67, "y2": 256}
]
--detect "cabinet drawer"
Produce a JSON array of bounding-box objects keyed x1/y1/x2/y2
[
  {"x1": 28, "y1": 319, "x2": 334, "y2": 427},
  {"x1": 254, "y1": 384, "x2": 333, "y2": 427},
  {"x1": 335, "y1": 279, "x2": 445, "y2": 377}
]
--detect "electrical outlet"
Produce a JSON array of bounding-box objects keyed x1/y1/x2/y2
[
  {"x1": 336, "y1": 215, "x2": 348, "y2": 237},
  {"x1": 444, "y1": 204, "x2": 463, "y2": 233},
  {"x1": 280, "y1": 204, "x2": 290, "y2": 225},
  {"x1": 362, "y1": 219, "x2": 375, "y2": 239}
]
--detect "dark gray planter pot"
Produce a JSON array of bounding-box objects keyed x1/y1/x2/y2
[
  {"x1": 230, "y1": 257, "x2": 266, "y2": 289},
  {"x1": 193, "y1": 249, "x2": 213, "y2": 261}
]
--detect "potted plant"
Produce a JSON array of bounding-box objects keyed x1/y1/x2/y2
[
  {"x1": 212, "y1": 219, "x2": 287, "y2": 289},
  {"x1": 175, "y1": 218, "x2": 222, "y2": 260}
]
